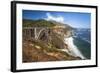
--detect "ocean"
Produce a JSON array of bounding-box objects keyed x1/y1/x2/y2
[{"x1": 73, "y1": 28, "x2": 91, "y2": 59}]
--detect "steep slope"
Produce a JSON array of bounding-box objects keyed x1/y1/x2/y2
[
  {"x1": 22, "y1": 19, "x2": 81, "y2": 62},
  {"x1": 23, "y1": 19, "x2": 73, "y2": 29},
  {"x1": 23, "y1": 19, "x2": 56, "y2": 27},
  {"x1": 23, "y1": 39, "x2": 81, "y2": 62}
]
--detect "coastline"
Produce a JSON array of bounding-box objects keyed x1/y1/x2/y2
[{"x1": 64, "y1": 37, "x2": 85, "y2": 59}]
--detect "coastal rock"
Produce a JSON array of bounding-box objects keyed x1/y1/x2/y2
[{"x1": 22, "y1": 19, "x2": 82, "y2": 62}]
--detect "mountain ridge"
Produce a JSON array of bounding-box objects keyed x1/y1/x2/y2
[{"x1": 23, "y1": 19, "x2": 73, "y2": 30}]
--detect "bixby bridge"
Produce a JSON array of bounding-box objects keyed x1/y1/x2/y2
[
  {"x1": 23, "y1": 27, "x2": 51, "y2": 40},
  {"x1": 23, "y1": 27, "x2": 67, "y2": 41},
  {"x1": 23, "y1": 27, "x2": 71, "y2": 49}
]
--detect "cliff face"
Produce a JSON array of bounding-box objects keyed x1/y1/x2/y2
[
  {"x1": 22, "y1": 19, "x2": 80, "y2": 63},
  {"x1": 23, "y1": 39, "x2": 81, "y2": 62}
]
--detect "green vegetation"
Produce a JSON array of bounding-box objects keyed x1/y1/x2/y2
[
  {"x1": 23, "y1": 19, "x2": 56, "y2": 27},
  {"x1": 23, "y1": 19, "x2": 73, "y2": 30},
  {"x1": 22, "y1": 19, "x2": 81, "y2": 62}
]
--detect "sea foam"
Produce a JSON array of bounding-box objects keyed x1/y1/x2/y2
[{"x1": 64, "y1": 37, "x2": 85, "y2": 59}]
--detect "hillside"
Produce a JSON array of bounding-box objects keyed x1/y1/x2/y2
[
  {"x1": 23, "y1": 39, "x2": 81, "y2": 62},
  {"x1": 22, "y1": 19, "x2": 81, "y2": 63},
  {"x1": 23, "y1": 19, "x2": 73, "y2": 30},
  {"x1": 23, "y1": 19, "x2": 56, "y2": 27}
]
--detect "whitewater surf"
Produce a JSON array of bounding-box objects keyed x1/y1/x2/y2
[{"x1": 64, "y1": 37, "x2": 85, "y2": 59}]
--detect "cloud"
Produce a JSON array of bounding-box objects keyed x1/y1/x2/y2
[{"x1": 45, "y1": 13, "x2": 64, "y2": 23}]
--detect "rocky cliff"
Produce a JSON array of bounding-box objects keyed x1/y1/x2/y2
[{"x1": 22, "y1": 19, "x2": 81, "y2": 63}]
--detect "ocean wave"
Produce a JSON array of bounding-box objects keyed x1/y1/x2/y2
[
  {"x1": 81, "y1": 38, "x2": 90, "y2": 44},
  {"x1": 73, "y1": 36, "x2": 90, "y2": 44},
  {"x1": 64, "y1": 37, "x2": 86, "y2": 59}
]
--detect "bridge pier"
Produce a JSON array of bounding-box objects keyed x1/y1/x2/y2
[
  {"x1": 23, "y1": 27, "x2": 50, "y2": 40},
  {"x1": 34, "y1": 28, "x2": 37, "y2": 40}
]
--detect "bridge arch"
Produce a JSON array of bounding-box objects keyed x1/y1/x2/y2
[{"x1": 37, "y1": 28, "x2": 49, "y2": 40}]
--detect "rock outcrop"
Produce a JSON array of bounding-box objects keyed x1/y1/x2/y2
[{"x1": 22, "y1": 19, "x2": 81, "y2": 63}]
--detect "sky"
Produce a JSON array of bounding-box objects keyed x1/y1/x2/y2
[{"x1": 23, "y1": 10, "x2": 91, "y2": 28}]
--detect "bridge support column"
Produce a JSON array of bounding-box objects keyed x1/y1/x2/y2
[{"x1": 34, "y1": 28, "x2": 37, "y2": 40}]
